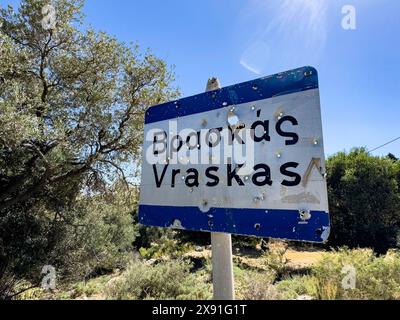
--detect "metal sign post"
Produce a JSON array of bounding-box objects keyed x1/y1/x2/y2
[
  {"x1": 210, "y1": 232, "x2": 235, "y2": 300},
  {"x1": 206, "y1": 78, "x2": 235, "y2": 301}
]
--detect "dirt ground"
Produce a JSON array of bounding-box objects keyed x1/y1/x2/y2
[
  {"x1": 284, "y1": 249, "x2": 323, "y2": 269},
  {"x1": 184, "y1": 245, "x2": 324, "y2": 270}
]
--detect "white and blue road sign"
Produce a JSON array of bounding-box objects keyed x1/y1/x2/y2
[{"x1": 139, "y1": 66, "x2": 330, "y2": 243}]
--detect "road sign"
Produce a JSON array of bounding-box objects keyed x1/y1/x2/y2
[{"x1": 139, "y1": 66, "x2": 330, "y2": 243}]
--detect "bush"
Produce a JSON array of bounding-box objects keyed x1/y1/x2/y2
[
  {"x1": 56, "y1": 184, "x2": 139, "y2": 281},
  {"x1": 106, "y1": 259, "x2": 212, "y2": 300},
  {"x1": 235, "y1": 269, "x2": 280, "y2": 300},
  {"x1": 276, "y1": 276, "x2": 317, "y2": 300},
  {"x1": 277, "y1": 248, "x2": 400, "y2": 300},
  {"x1": 134, "y1": 226, "x2": 170, "y2": 250},
  {"x1": 261, "y1": 241, "x2": 288, "y2": 279},
  {"x1": 327, "y1": 148, "x2": 400, "y2": 253},
  {"x1": 137, "y1": 230, "x2": 193, "y2": 260},
  {"x1": 0, "y1": 183, "x2": 138, "y2": 299}
]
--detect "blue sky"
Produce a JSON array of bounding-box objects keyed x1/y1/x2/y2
[{"x1": 2, "y1": 0, "x2": 400, "y2": 157}]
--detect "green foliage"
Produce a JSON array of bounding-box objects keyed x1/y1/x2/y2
[
  {"x1": 260, "y1": 241, "x2": 288, "y2": 278},
  {"x1": 174, "y1": 230, "x2": 211, "y2": 246},
  {"x1": 232, "y1": 235, "x2": 261, "y2": 249},
  {"x1": 277, "y1": 248, "x2": 400, "y2": 300},
  {"x1": 235, "y1": 269, "x2": 281, "y2": 300},
  {"x1": 0, "y1": 0, "x2": 177, "y2": 298},
  {"x1": 138, "y1": 231, "x2": 193, "y2": 260},
  {"x1": 67, "y1": 274, "x2": 115, "y2": 299},
  {"x1": 16, "y1": 273, "x2": 116, "y2": 300},
  {"x1": 234, "y1": 241, "x2": 286, "y2": 300},
  {"x1": 276, "y1": 276, "x2": 316, "y2": 300},
  {"x1": 174, "y1": 229, "x2": 262, "y2": 249},
  {"x1": 327, "y1": 148, "x2": 400, "y2": 253},
  {"x1": 105, "y1": 259, "x2": 212, "y2": 300},
  {"x1": 56, "y1": 183, "x2": 139, "y2": 281},
  {"x1": 234, "y1": 257, "x2": 277, "y2": 300}
]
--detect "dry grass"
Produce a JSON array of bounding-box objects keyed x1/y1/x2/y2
[{"x1": 284, "y1": 249, "x2": 324, "y2": 269}]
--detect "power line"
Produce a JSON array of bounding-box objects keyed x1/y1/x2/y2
[{"x1": 369, "y1": 136, "x2": 400, "y2": 153}]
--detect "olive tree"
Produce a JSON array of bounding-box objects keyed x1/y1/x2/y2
[{"x1": 0, "y1": 0, "x2": 177, "y2": 298}]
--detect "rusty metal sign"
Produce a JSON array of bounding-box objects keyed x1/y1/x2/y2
[{"x1": 139, "y1": 66, "x2": 330, "y2": 243}]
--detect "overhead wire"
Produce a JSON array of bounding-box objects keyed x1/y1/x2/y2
[{"x1": 369, "y1": 136, "x2": 400, "y2": 153}]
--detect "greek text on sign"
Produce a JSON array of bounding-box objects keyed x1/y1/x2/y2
[{"x1": 139, "y1": 66, "x2": 330, "y2": 243}]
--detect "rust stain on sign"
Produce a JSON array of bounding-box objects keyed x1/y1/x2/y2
[{"x1": 282, "y1": 192, "x2": 320, "y2": 204}]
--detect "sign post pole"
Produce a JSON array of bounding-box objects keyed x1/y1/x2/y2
[{"x1": 206, "y1": 78, "x2": 235, "y2": 301}]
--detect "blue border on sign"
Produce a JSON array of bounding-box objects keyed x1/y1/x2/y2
[
  {"x1": 145, "y1": 66, "x2": 318, "y2": 124},
  {"x1": 139, "y1": 205, "x2": 330, "y2": 243}
]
